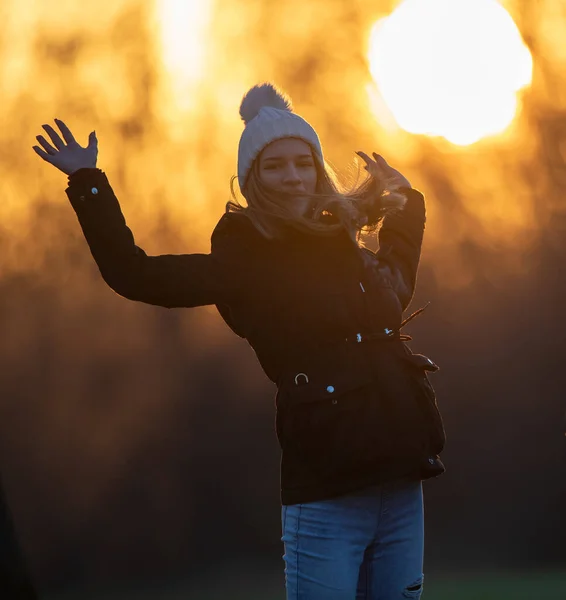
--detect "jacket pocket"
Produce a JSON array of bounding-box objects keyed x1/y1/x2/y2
[
  {"x1": 275, "y1": 356, "x2": 378, "y2": 469},
  {"x1": 277, "y1": 359, "x2": 374, "y2": 409},
  {"x1": 401, "y1": 349, "x2": 446, "y2": 454}
]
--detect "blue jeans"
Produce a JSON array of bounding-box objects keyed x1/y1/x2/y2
[{"x1": 281, "y1": 479, "x2": 424, "y2": 600}]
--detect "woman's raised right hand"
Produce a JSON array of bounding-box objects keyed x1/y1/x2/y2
[{"x1": 32, "y1": 119, "x2": 98, "y2": 176}]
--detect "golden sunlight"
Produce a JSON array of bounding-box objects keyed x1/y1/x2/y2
[
  {"x1": 368, "y1": 0, "x2": 533, "y2": 145},
  {"x1": 153, "y1": 0, "x2": 212, "y2": 113}
]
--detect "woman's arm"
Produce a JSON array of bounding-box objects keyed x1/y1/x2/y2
[
  {"x1": 356, "y1": 152, "x2": 425, "y2": 310},
  {"x1": 33, "y1": 120, "x2": 243, "y2": 309},
  {"x1": 66, "y1": 168, "x2": 240, "y2": 308},
  {"x1": 376, "y1": 188, "x2": 426, "y2": 310}
]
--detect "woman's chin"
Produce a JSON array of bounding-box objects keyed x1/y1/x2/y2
[{"x1": 287, "y1": 197, "x2": 312, "y2": 218}]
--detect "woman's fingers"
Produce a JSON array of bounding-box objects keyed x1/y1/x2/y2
[
  {"x1": 357, "y1": 151, "x2": 411, "y2": 189},
  {"x1": 42, "y1": 123, "x2": 65, "y2": 150},
  {"x1": 372, "y1": 152, "x2": 386, "y2": 164},
  {"x1": 32, "y1": 145, "x2": 53, "y2": 161},
  {"x1": 36, "y1": 135, "x2": 57, "y2": 155},
  {"x1": 356, "y1": 151, "x2": 373, "y2": 166},
  {"x1": 372, "y1": 153, "x2": 394, "y2": 177},
  {"x1": 357, "y1": 150, "x2": 386, "y2": 176},
  {"x1": 54, "y1": 118, "x2": 76, "y2": 145},
  {"x1": 371, "y1": 152, "x2": 410, "y2": 188}
]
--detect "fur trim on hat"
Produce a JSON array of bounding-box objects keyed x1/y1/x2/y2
[{"x1": 239, "y1": 83, "x2": 293, "y2": 125}]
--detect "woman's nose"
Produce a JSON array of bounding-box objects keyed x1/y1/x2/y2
[{"x1": 282, "y1": 165, "x2": 301, "y2": 183}]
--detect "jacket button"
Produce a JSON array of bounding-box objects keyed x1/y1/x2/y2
[
  {"x1": 326, "y1": 386, "x2": 335, "y2": 393},
  {"x1": 91, "y1": 187, "x2": 99, "y2": 195},
  {"x1": 79, "y1": 195, "x2": 85, "y2": 201},
  {"x1": 428, "y1": 457, "x2": 435, "y2": 464}
]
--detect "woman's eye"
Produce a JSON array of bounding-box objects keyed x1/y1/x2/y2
[{"x1": 298, "y1": 163, "x2": 314, "y2": 168}]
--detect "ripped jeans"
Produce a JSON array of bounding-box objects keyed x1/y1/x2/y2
[{"x1": 281, "y1": 479, "x2": 424, "y2": 600}]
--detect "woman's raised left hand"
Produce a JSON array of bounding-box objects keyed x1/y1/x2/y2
[
  {"x1": 356, "y1": 151, "x2": 411, "y2": 190},
  {"x1": 356, "y1": 151, "x2": 411, "y2": 209}
]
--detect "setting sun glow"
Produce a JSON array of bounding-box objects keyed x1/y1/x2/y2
[
  {"x1": 154, "y1": 0, "x2": 212, "y2": 113},
  {"x1": 368, "y1": 0, "x2": 533, "y2": 145}
]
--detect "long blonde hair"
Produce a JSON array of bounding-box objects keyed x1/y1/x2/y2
[{"x1": 227, "y1": 148, "x2": 404, "y2": 247}]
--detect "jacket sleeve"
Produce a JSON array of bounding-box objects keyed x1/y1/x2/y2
[
  {"x1": 374, "y1": 187, "x2": 426, "y2": 311},
  {"x1": 65, "y1": 168, "x2": 245, "y2": 309}
]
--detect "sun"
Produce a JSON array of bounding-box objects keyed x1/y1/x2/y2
[{"x1": 368, "y1": 0, "x2": 533, "y2": 145}]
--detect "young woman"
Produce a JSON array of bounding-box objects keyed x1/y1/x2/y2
[{"x1": 33, "y1": 83, "x2": 445, "y2": 600}]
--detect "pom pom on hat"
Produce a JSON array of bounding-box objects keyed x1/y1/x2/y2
[
  {"x1": 239, "y1": 83, "x2": 293, "y2": 125},
  {"x1": 237, "y1": 82, "x2": 323, "y2": 191}
]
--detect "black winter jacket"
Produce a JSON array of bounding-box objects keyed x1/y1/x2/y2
[{"x1": 66, "y1": 168, "x2": 445, "y2": 505}]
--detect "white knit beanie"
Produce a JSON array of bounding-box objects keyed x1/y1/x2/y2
[{"x1": 237, "y1": 83, "x2": 324, "y2": 192}]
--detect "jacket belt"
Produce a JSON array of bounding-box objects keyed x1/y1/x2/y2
[
  {"x1": 343, "y1": 303, "x2": 431, "y2": 344},
  {"x1": 344, "y1": 329, "x2": 411, "y2": 343}
]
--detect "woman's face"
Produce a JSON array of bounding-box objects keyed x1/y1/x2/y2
[{"x1": 258, "y1": 138, "x2": 318, "y2": 215}]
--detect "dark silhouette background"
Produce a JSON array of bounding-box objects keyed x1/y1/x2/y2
[{"x1": 0, "y1": 0, "x2": 564, "y2": 595}]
